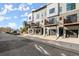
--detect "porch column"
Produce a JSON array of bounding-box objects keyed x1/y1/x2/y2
[
  {"x1": 78, "y1": 29, "x2": 79, "y2": 38},
  {"x1": 39, "y1": 28, "x2": 41, "y2": 35},
  {"x1": 63, "y1": 28, "x2": 66, "y2": 38},
  {"x1": 32, "y1": 28, "x2": 35, "y2": 35},
  {"x1": 28, "y1": 28, "x2": 29, "y2": 34},
  {"x1": 28, "y1": 28, "x2": 31, "y2": 34},
  {"x1": 57, "y1": 27, "x2": 59, "y2": 37},
  {"x1": 34, "y1": 28, "x2": 36, "y2": 35},
  {"x1": 43, "y1": 27, "x2": 46, "y2": 36}
]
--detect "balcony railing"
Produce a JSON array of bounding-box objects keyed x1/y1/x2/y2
[
  {"x1": 44, "y1": 19, "x2": 57, "y2": 25},
  {"x1": 29, "y1": 22, "x2": 41, "y2": 28},
  {"x1": 64, "y1": 19, "x2": 77, "y2": 24},
  {"x1": 64, "y1": 14, "x2": 78, "y2": 24}
]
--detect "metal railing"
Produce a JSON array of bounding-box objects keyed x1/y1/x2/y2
[
  {"x1": 64, "y1": 19, "x2": 77, "y2": 24},
  {"x1": 44, "y1": 19, "x2": 57, "y2": 25}
]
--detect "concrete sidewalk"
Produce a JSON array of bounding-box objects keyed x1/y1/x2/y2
[{"x1": 20, "y1": 34, "x2": 79, "y2": 54}]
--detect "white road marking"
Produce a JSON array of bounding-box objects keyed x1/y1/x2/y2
[
  {"x1": 61, "y1": 53, "x2": 66, "y2": 56},
  {"x1": 34, "y1": 44, "x2": 51, "y2": 55}
]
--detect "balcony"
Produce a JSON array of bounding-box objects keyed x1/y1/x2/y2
[
  {"x1": 44, "y1": 18, "x2": 58, "y2": 27},
  {"x1": 64, "y1": 18, "x2": 77, "y2": 24},
  {"x1": 63, "y1": 14, "x2": 79, "y2": 26},
  {"x1": 29, "y1": 22, "x2": 41, "y2": 28}
]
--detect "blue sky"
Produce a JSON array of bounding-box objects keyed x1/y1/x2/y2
[{"x1": 0, "y1": 3, "x2": 45, "y2": 29}]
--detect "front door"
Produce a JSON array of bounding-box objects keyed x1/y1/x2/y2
[{"x1": 59, "y1": 27, "x2": 63, "y2": 36}]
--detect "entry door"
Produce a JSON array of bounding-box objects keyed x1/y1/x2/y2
[{"x1": 59, "y1": 27, "x2": 63, "y2": 36}]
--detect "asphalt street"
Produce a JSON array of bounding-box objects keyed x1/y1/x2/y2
[{"x1": 0, "y1": 33, "x2": 79, "y2": 56}]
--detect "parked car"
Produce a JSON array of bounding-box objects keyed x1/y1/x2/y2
[{"x1": 12, "y1": 30, "x2": 20, "y2": 35}]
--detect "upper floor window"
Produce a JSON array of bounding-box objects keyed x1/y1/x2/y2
[
  {"x1": 66, "y1": 14, "x2": 77, "y2": 22},
  {"x1": 29, "y1": 16, "x2": 31, "y2": 20},
  {"x1": 41, "y1": 13, "x2": 43, "y2": 18},
  {"x1": 36, "y1": 14, "x2": 40, "y2": 19},
  {"x1": 66, "y1": 3, "x2": 75, "y2": 11},
  {"x1": 59, "y1": 7, "x2": 62, "y2": 12},
  {"x1": 49, "y1": 8, "x2": 55, "y2": 14},
  {"x1": 64, "y1": 14, "x2": 77, "y2": 24},
  {"x1": 44, "y1": 11, "x2": 46, "y2": 16},
  {"x1": 48, "y1": 17, "x2": 57, "y2": 24}
]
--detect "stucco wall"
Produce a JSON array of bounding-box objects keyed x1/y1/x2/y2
[
  {"x1": 59, "y1": 3, "x2": 66, "y2": 14},
  {"x1": 28, "y1": 13, "x2": 32, "y2": 21},
  {"x1": 60, "y1": 3, "x2": 79, "y2": 14},
  {"x1": 47, "y1": 3, "x2": 58, "y2": 17},
  {"x1": 33, "y1": 7, "x2": 47, "y2": 23}
]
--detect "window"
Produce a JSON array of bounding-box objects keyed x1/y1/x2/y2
[
  {"x1": 36, "y1": 14, "x2": 39, "y2": 19},
  {"x1": 49, "y1": 29, "x2": 57, "y2": 35},
  {"x1": 49, "y1": 8, "x2": 55, "y2": 14},
  {"x1": 66, "y1": 14, "x2": 77, "y2": 22},
  {"x1": 29, "y1": 16, "x2": 31, "y2": 20},
  {"x1": 44, "y1": 11, "x2": 46, "y2": 16},
  {"x1": 41, "y1": 13, "x2": 43, "y2": 18},
  {"x1": 48, "y1": 17, "x2": 57, "y2": 24},
  {"x1": 66, "y1": 3, "x2": 75, "y2": 11},
  {"x1": 59, "y1": 7, "x2": 62, "y2": 12}
]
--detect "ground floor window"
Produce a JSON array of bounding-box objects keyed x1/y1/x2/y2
[
  {"x1": 66, "y1": 29, "x2": 78, "y2": 38},
  {"x1": 49, "y1": 29, "x2": 57, "y2": 35},
  {"x1": 34, "y1": 28, "x2": 43, "y2": 35},
  {"x1": 29, "y1": 29, "x2": 33, "y2": 34}
]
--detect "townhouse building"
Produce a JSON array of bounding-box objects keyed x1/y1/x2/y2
[
  {"x1": 58, "y1": 3, "x2": 79, "y2": 38},
  {"x1": 44, "y1": 3, "x2": 59, "y2": 37},
  {"x1": 28, "y1": 3, "x2": 79, "y2": 38},
  {"x1": 28, "y1": 5, "x2": 47, "y2": 35},
  {"x1": 27, "y1": 13, "x2": 33, "y2": 34}
]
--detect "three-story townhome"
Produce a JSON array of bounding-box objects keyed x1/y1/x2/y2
[
  {"x1": 44, "y1": 3, "x2": 59, "y2": 37},
  {"x1": 59, "y1": 3, "x2": 79, "y2": 38},
  {"x1": 28, "y1": 5, "x2": 47, "y2": 35},
  {"x1": 27, "y1": 13, "x2": 34, "y2": 34}
]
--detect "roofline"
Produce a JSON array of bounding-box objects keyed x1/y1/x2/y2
[{"x1": 32, "y1": 4, "x2": 47, "y2": 12}]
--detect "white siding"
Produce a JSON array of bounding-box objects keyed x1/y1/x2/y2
[
  {"x1": 33, "y1": 7, "x2": 47, "y2": 23},
  {"x1": 60, "y1": 3, "x2": 79, "y2": 14},
  {"x1": 59, "y1": 3, "x2": 66, "y2": 14},
  {"x1": 47, "y1": 3, "x2": 58, "y2": 17},
  {"x1": 27, "y1": 13, "x2": 32, "y2": 23}
]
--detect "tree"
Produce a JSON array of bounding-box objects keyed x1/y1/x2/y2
[
  {"x1": 0, "y1": 27, "x2": 13, "y2": 33},
  {"x1": 20, "y1": 21, "x2": 29, "y2": 33}
]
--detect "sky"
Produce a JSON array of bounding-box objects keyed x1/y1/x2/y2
[{"x1": 0, "y1": 3, "x2": 45, "y2": 30}]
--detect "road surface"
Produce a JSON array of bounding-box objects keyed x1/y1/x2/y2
[{"x1": 0, "y1": 33, "x2": 79, "y2": 56}]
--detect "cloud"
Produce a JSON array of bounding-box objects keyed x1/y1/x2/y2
[
  {"x1": 13, "y1": 16, "x2": 18, "y2": 19},
  {"x1": 0, "y1": 4, "x2": 14, "y2": 15},
  {"x1": 21, "y1": 12, "x2": 28, "y2": 17},
  {"x1": 0, "y1": 16, "x2": 11, "y2": 22},
  {"x1": 4, "y1": 4, "x2": 13, "y2": 11},
  {"x1": 0, "y1": 4, "x2": 30, "y2": 15},
  {"x1": 18, "y1": 4, "x2": 30, "y2": 11},
  {"x1": 0, "y1": 16, "x2": 5, "y2": 21},
  {"x1": 5, "y1": 17, "x2": 11, "y2": 20},
  {"x1": 22, "y1": 18, "x2": 27, "y2": 21},
  {"x1": 0, "y1": 9, "x2": 8, "y2": 15},
  {"x1": 7, "y1": 22, "x2": 17, "y2": 29}
]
